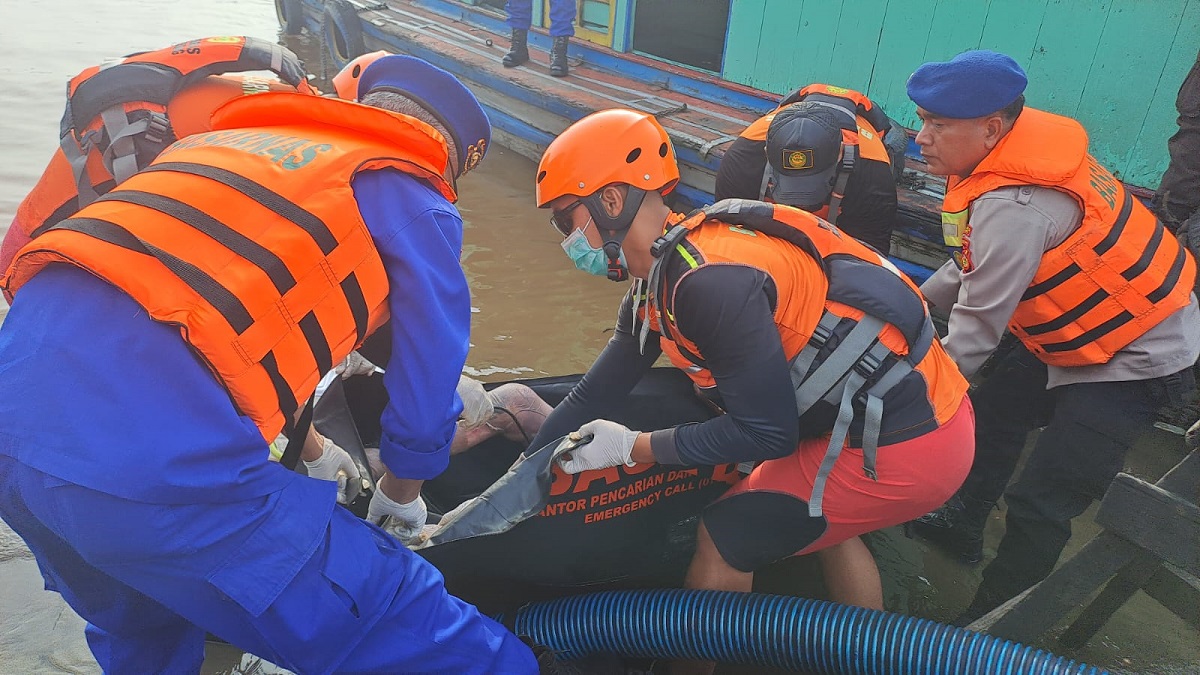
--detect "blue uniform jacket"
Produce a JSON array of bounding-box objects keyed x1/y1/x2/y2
[{"x1": 0, "y1": 168, "x2": 470, "y2": 506}]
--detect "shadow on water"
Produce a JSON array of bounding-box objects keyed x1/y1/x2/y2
[{"x1": 0, "y1": 2, "x2": 1197, "y2": 673}]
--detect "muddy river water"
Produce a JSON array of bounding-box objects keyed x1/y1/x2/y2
[{"x1": 0, "y1": 1, "x2": 1196, "y2": 672}]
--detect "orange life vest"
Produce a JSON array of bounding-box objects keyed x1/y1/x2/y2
[
  {"x1": 642, "y1": 199, "x2": 967, "y2": 515},
  {"x1": 942, "y1": 108, "x2": 1196, "y2": 367},
  {"x1": 2, "y1": 36, "x2": 316, "y2": 293},
  {"x1": 4, "y1": 92, "x2": 456, "y2": 442},
  {"x1": 740, "y1": 84, "x2": 891, "y2": 225}
]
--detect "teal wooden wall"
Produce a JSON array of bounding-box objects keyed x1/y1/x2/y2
[{"x1": 722, "y1": 0, "x2": 1200, "y2": 188}]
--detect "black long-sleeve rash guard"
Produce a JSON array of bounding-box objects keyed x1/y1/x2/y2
[{"x1": 529, "y1": 263, "x2": 806, "y2": 466}]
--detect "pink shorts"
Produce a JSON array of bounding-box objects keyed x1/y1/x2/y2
[{"x1": 702, "y1": 397, "x2": 975, "y2": 571}]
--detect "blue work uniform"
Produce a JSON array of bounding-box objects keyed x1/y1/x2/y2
[
  {"x1": 0, "y1": 169, "x2": 537, "y2": 674},
  {"x1": 506, "y1": 0, "x2": 576, "y2": 37}
]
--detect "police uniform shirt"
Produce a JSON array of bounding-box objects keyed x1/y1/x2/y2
[{"x1": 921, "y1": 185, "x2": 1200, "y2": 387}]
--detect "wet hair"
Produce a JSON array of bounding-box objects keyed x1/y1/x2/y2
[
  {"x1": 359, "y1": 90, "x2": 459, "y2": 173},
  {"x1": 997, "y1": 94, "x2": 1025, "y2": 123}
]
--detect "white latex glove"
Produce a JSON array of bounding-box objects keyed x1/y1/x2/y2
[
  {"x1": 367, "y1": 489, "x2": 428, "y2": 545},
  {"x1": 334, "y1": 351, "x2": 380, "y2": 380},
  {"x1": 557, "y1": 420, "x2": 640, "y2": 474},
  {"x1": 457, "y1": 375, "x2": 494, "y2": 429},
  {"x1": 302, "y1": 436, "x2": 363, "y2": 504}
]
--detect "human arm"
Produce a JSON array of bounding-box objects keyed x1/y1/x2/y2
[
  {"x1": 649, "y1": 264, "x2": 800, "y2": 465},
  {"x1": 299, "y1": 427, "x2": 363, "y2": 504},
  {"x1": 919, "y1": 259, "x2": 961, "y2": 312},
  {"x1": 356, "y1": 171, "x2": 469, "y2": 481},
  {"x1": 714, "y1": 137, "x2": 769, "y2": 202},
  {"x1": 938, "y1": 190, "x2": 1073, "y2": 377},
  {"x1": 526, "y1": 284, "x2": 662, "y2": 452},
  {"x1": 353, "y1": 171, "x2": 469, "y2": 538}
]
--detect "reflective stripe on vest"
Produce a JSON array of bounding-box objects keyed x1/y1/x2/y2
[
  {"x1": 943, "y1": 108, "x2": 1195, "y2": 366},
  {"x1": 4, "y1": 93, "x2": 455, "y2": 442},
  {"x1": 646, "y1": 199, "x2": 936, "y2": 517}
]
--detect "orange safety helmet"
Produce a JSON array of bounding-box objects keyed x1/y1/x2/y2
[
  {"x1": 536, "y1": 108, "x2": 679, "y2": 208},
  {"x1": 331, "y1": 50, "x2": 390, "y2": 100}
]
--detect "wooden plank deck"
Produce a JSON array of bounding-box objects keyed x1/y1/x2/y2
[{"x1": 292, "y1": 0, "x2": 950, "y2": 278}]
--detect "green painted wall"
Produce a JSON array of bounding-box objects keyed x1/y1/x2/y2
[{"x1": 722, "y1": 0, "x2": 1200, "y2": 188}]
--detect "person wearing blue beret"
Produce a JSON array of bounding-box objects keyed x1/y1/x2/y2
[
  {"x1": 0, "y1": 53, "x2": 556, "y2": 673},
  {"x1": 904, "y1": 49, "x2": 1200, "y2": 625}
]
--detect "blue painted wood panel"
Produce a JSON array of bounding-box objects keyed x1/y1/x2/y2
[{"x1": 722, "y1": 0, "x2": 1200, "y2": 187}]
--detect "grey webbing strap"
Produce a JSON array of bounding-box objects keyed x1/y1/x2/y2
[
  {"x1": 858, "y1": 319, "x2": 936, "y2": 482},
  {"x1": 825, "y1": 145, "x2": 856, "y2": 227},
  {"x1": 788, "y1": 312, "x2": 840, "y2": 394},
  {"x1": 793, "y1": 315, "x2": 883, "y2": 413},
  {"x1": 270, "y1": 42, "x2": 285, "y2": 72},
  {"x1": 759, "y1": 164, "x2": 773, "y2": 200},
  {"x1": 100, "y1": 105, "x2": 149, "y2": 185},
  {"x1": 861, "y1": 393, "x2": 884, "y2": 481},
  {"x1": 864, "y1": 319, "x2": 935, "y2": 399},
  {"x1": 809, "y1": 368, "x2": 867, "y2": 517},
  {"x1": 640, "y1": 258, "x2": 664, "y2": 355},
  {"x1": 59, "y1": 132, "x2": 99, "y2": 207},
  {"x1": 635, "y1": 276, "x2": 651, "y2": 355}
]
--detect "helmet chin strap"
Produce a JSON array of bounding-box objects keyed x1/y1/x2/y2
[
  {"x1": 581, "y1": 186, "x2": 648, "y2": 282},
  {"x1": 602, "y1": 240, "x2": 627, "y2": 282}
]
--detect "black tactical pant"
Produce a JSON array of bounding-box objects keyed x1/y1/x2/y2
[{"x1": 961, "y1": 343, "x2": 1194, "y2": 618}]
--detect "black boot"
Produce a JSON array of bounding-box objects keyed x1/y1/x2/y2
[
  {"x1": 549, "y1": 36, "x2": 569, "y2": 77},
  {"x1": 906, "y1": 492, "x2": 996, "y2": 564},
  {"x1": 502, "y1": 29, "x2": 529, "y2": 68}
]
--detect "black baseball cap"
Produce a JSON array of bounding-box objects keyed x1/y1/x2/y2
[{"x1": 765, "y1": 102, "x2": 845, "y2": 206}]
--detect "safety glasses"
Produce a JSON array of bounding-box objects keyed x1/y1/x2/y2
[{"x1": 549, "y1": 200, "x2": 586, "y2": 237}]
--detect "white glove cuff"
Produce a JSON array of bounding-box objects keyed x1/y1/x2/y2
[
  {"x1": 372, "y1": 488, "x2": 424, "y2": 519},
  {"x1": 302, "y1": 437, "x2": 338, "y2": 472}
]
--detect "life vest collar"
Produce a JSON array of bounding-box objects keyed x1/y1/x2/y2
[
  {"x1": 946, "y1": 109, "x2": 1089, "y2": 208},
  {"x1": 212, "y1": 93, "x2": 457, "y2": 203}
]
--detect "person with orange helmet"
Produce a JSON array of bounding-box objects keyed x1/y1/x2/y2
[
  {"x1": 527, "y1": 109, "x2": 975, "y2": 656},
  {"x1": 0, "y1": 52, "x2": 547, "y2": 673}
]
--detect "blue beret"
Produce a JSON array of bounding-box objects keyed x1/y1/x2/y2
[
  {"x1": 907, "y1": 50, "x2": 1028, "y2": 119},
  {"x1": 357, "y1": 54, "x2": 491, "y2": 176}
]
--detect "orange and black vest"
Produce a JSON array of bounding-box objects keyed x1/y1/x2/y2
[
  {"x1": 942, "y1": 108, "x2": 1196, "y2": 367},
  {"x1": 741, "y1": 84, "x2": 892, "y2": 224},
  {"x1": 2, "y1": 36, "x2": 316, "y2": 290},
  {"x1": 641, "y1": 199, "x2": 968, "y2": 516},
  {"x1": 3, "y1": 92, "x2": 457, "y2": 442}
]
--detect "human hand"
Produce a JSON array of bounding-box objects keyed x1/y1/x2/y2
[
  {"x1": 334, "y1": 351, "x2": 380, "y2": 380},
  {"x1": 367, "y1": 489, "x2": 428, "y2": 545},
  {"x1": 302, "y1": 436, "x2": 363, "y2": 504},
  {"x1": 557, "y1": 420, "x2": 639, "y2": 474},
  {"x1": 457, "y1": 375, "x2": 494, "y2": 429}
]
